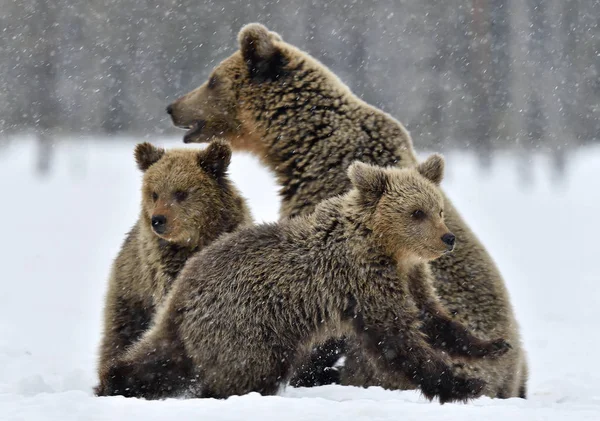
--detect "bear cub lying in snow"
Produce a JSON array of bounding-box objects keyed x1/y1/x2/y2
[{"x1": 96, "y1": 154, "x2": 510, "y2": 404}]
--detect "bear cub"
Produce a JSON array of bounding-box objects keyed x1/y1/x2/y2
[
  {"x1": 96, "y1": 154, "x2": 509, "y2": 404},
  {"x1": 96, "y1": 140, "x2": 252, "y2": 383}
]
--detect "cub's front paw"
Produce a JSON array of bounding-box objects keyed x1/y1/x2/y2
[
  {"x1": 437, "y1": 375, "x2": 486, "y2": 404},
  {"x1": 420, "y1": 369, "x2": 486, "y2": 404},
  {"x1": 95, "y1": 364, "x2": 138, "y2": 398}
]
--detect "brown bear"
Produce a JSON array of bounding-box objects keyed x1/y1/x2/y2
[
  {"x1": 165, "y1": 23, "x2": 527, "y2": 399},
  {"x1": 96, "y1": 140, "x2": 252, "y2": 382},
  {"x1": 96, "y1": 155, "x2": 511, "y2": 404}
]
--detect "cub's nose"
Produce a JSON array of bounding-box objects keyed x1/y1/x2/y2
[
  {"x1": 441, "y1": 233, "x2": 456, "y2": 250},
  {"x1": 151, "y1": 215, "x2": 167, "y2": 234},
  {"x1": 166, "y1": 104, "x2": 174, "y2": 115}
]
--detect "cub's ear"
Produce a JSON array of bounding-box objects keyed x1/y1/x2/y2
[
  {"x1": 347, "y1": 161, "x2": 387, "y2": 204},
  {"x1": 238, "y1": 23, "x2": 286, "y2": 82},
  {"x1": 417, "y1": 154, "x2": 445, "y2": 185},
  {"x1": 135, "y1": 142, "x2": 165, "y2": 172},
  {"x1": 198, "y1": 140, "x2": 232, "y2": 179}
]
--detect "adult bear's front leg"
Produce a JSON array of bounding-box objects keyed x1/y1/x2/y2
[
  {"x1": 352, "y1": 295, "x2": 486, "y2": 404},
  {"x1": 407, "y1": 264, "x2": 511, "y2": 359}
]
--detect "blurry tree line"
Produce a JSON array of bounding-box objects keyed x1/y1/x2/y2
[{"x1": 0, "y1": 0, "x2": 598, "y2": 174}]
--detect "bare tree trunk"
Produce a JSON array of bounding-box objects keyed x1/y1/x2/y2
[
  {"x1": 508, "y1": 0, "x2": 529, "y2": 146},
  {"x1": 541, "y1": 0, "x2": 569, "y2": 154},
  {"x1": 471, "y1": 0, "x2": 494, "y2": 170},
  {"x1": 488, "y1": 0, "x2": 510, "y2": 140},
  {"x1": 36, "y1": 133, "x2": 54, "y2": 175},
  {"x1": 346, "y1": 12, "x2": 374, "y2": 105},
  {"x1": 103, "y1": 61, "x2": 130, "y2": 134},
  {"x1": 423, "y1": 0, "x2": 452, "y2": 149},
  {"x1": 33, "y1": 0, "x2": 59, "y2": 176}
]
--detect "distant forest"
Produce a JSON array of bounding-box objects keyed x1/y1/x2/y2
[{"x1": 1, "y1": 0, "x2": 598, "y2": 168}]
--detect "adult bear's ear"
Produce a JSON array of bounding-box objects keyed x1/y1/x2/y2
[
  {"x1": 347, "y1": 161, "x2": 387, "y2": 205},
  {"x1": 417, "y1": 154, "x2": 445, "y2": 185},
  {"x1": 238, "y1": 23, "x2": 286, "y2": 82},
  {"x1": 135, "y1": 142, "x2": 165, "y2": 172},
  {"x1": 198, "y1": 139, "x2": 232, "y2": 179}
]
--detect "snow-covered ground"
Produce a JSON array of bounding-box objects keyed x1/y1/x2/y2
[{"x1": 0, "y1": 137, "x2": 599, "y2": 420}]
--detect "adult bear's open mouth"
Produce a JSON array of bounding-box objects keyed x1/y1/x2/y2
[{"x1": 182, "y1": 120, "x2": 206, "y2": 143}]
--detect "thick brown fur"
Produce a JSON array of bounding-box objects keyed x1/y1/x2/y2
[
  {"x1": 96, "y1": 157, "x2": 509, "y2": 403},
  {"x1": 166, "y1": 23, "x2": 527, "y2": 398},
  {"x1": 96, "y1": 140, "x2": 252, "y2": 386}
]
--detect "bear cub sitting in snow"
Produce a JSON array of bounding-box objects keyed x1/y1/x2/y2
[
  {"x1": 96, "y1": 140, "x2": 251, "y2": 384},
  {"x1": 96, "y1": 154, "x2": 509, "y2": 404}
]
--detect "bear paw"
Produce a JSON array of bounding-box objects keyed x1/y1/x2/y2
[{"x1": 420, "y1": 369, "x2": 486, "y2": 404}]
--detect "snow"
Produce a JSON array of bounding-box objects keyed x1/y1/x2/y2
[{"x1": 0, "y1": 137, "x2": 599, "y2": 420}]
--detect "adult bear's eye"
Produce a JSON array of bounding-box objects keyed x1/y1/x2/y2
[
  {"x1": 411, "y1": 210, "x2": 426, "y2": 220},
  {"x1": 208, "y1": 75, "x2": 219, "y2": 89},
  {"x1": 152, "y1": 192, "x2": 158, "y2": 202},
  {"x1": 174, "y1": 190, "x2": 188, "y2": 202}
]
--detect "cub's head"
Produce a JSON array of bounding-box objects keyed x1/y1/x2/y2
[
  {"x1": 348, "y1": 154, "x2": 455, "y2": 262},
  {"x1": 135, "y1": 140, "x2": 241, "y2": 247},
  {"x1": 166, "y1": 23, "x2": 339, "y2": 150}
]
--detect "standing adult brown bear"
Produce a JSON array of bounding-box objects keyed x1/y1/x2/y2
[
  {"x1": 96, "y1": 140, "x2": 252, "y2": 383},
  {"x1": 165, "y1": 23, "x2": 527, "y2": 399},
  {"x1": 96, "y1": 155, "x2": 510, "y2": 403}
]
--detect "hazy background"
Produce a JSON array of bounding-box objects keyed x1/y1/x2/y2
[{"x1": 0, "y1": 0, "x2": 598, "y2": 178}]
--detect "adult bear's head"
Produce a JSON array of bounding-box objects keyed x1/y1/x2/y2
[{"x1": 166, "y1": 23, "x2": 352, "y2": 152}]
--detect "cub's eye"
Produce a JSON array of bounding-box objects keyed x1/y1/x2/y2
[
  {"x1": 208, "y1": 75, "x2": 219, "y2": 89},
  {"x1": 152, "y1": 192, "x2": 158, "y2": 202},
  {"x1": 411, "y1": 210, "x2": 426, "y2": 220},
  {"x1": 174, "y1": 190, "x2": 188, "y2": 202}
]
